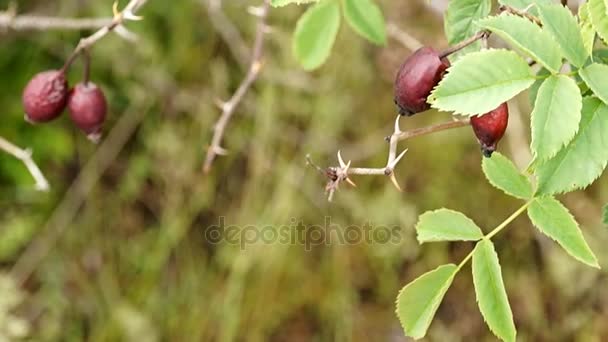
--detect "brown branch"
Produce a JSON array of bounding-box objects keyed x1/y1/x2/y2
[
  {"x1": 203, "y1": 0, "x2": 271, "y2": 173},
  {"x1": 60, "y1": 0, "x2": 148, "y2": 73},
  {"x1": 0, "y1": 136, "x2": 49, "y2": 191},
  {"x1": 314, "y1": 117, "x2": 470, "y2": 201},
  {"x1": 0, "y1": 13, "x2": 112, "y2": 31},
  {"x1": 499, "y1": 4, "x2": 542, "y2": 26}
]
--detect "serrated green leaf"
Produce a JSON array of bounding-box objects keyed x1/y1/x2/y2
[
  {"x1": 482, "y1": 152, "x2": 533, "y2": 199},
  {"x1": 579, "y1": 2, "x2": 596, "y2": 56},
  {"x1": 396, "y1": 264, "x2": 458, "y2": 339},
  {"x1": 579, "y1": 63, "x2": 608, "y2": 105},
  {"x1": 527, "y1": 196, "x2": 599, "y2": 268},
  {"x1": 476, "y1": 14, "x2": 563, "y2": 73},
  {"x1": 530, "y1": 75, "x2": 582, "y2": 161},
  {"x1": 292, "y1": 0, "x2": 341, "y2": 70},
  {"x1": 444, "y1": 0, "x2": 492, "y2": 58},
  {"x1": 589, "y1": 0, "x2": 608, "y2": 45},
  {"x1": 537, "y1": 3, "x2": 588, "y2": 68},
  {"x1": 497, "y1": 0, "x2": 553, "y2": 16},
  {"x1": 429, "y1": 49, "x2": 534, "y2": 116},
  {"x1": 342, "y1": 0, "x2": 386, "y2": 45},
  {"x1": 528, "y1": 68, "x2": 551, "y2": 106},
  {"x1": 416, "y1": 209, "x2": 484, "y2": 243},
  {"x1": 536, "y1": 97, "x2": 608, "y2": 195},
  {"x1": 271, "y1": 0, "x2": 318, "y2": 7},
  {"x1": 472, "y1": 240, "x2": 516, "y2": 342}
]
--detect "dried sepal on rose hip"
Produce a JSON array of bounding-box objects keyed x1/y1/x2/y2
[
  {"x1": 470, "y1": 102, "x2": 509, "y2": 157},
  {"x1": 393, "y1": 47, "x2": 450, "y2": 116},
  {"x1": 67, "y1": 82, "x2": 107, "y2": 143},
  {"x1": 22, "y1": 70, "x2": 69, "y2": 123}
]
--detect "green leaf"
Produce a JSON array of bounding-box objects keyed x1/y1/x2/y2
[
  {"x1": 602, "y1": 203, "x2": 608, "y2": 226},
  {"x1": 589, "y1": 0, "x2": 608, "y2": 45},
  {"x1": 537, "y1": 3, "x2": 588, "y2": 68},
  {"x1": 528, "y1": 68, "x2": 551, "y2": 106},
  {"x1": 472, "y1": 240, "x2": 516, "y2": 342},
  {"x1": 527, "y1": 196, "x2": 599, "y2": 268},
  {"x1": 536, "y1": 97, "x2": 608, "y2": 195},
  {"x1": 271, "y1": 0, "x2": 318, "y2": 6},
  {"x1": 497, "y1": 0, "x2": 553, "y2": 16},
  {"x1": 530, "y1": 75, "x2": 582, "y2": 161},
  {"x1": 579, "y1": 2, "x2": 596, "y2": 56},
  {"x1": 396, "y1": 264, "x2": 458, "y2": 339},
  {"x1": 444, "y1": 0, "x2": 492, "y2": 57},
  {"x1": 292, "y1": 0, "x2": 341, "y2": 70},
  {"x1": 342, "y1": 0, "x2": 386, "y2": 45},
  {"x1": 416, "y1": 209, "x2": 484, "y2": 243},
  {"x1": 579, "y1": 63, "x2": 608, "y2": 105},
  {"x1": 476, "y1": 14, "x2": 563, "y2": 73},
  {"x1": 429, "y1": 49, "x2": 535, "y2": 116},
  {"x1": 482, "y1": 152, "x2": 533, "y2": 199}
]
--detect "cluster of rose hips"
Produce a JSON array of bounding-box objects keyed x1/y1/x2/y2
[
  {"x1": 394, "y1": 46, "x2": 508, "y2": 157},
  {"x1": 22, "y1": 60, "x2": 107, "y2": 142}
]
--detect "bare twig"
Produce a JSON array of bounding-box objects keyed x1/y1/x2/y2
[
  {"x1": 0, "y1": 14, "x2": 112, "y2": 31},
  {"x1": 499, "y1": 4, "x2": 542, "y2": 26},
  {"x1": 316, "y1": 116, "x2": 470, "y2": 201},
  {"x1": 386, "y1": 23, "x2": 422, "y2": 51},
  {"x1": 439, "y1": 30, "x2": 490, "y2": 59},
  {"x1": 60, "y1": 0, "x2": 147, "y2": 72},
  {"x1": 0, "y1": 136, "x2": 49, "y2": 191},
  {"x1": 203, "y1": 0, "x2": 271, "y2": 173}
]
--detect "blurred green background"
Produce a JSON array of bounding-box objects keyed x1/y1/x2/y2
[{"x1": 1, "y1": 0, "x2": 607, "y2": 341}]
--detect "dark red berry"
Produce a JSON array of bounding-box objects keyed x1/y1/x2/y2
[
  {"x1": 22, "y1": 70, "x2": 69, "y2": 123},
  {"x1": 67, "y1": 82, "x2": 107, "y2": 142},
  {"x1": 470, "y1": 102, "x2": 509, "y2": 157},
  {"x1": 394, "y1": 47, "x2": 450, "y2": 116}
]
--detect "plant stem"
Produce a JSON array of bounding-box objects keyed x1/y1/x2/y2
[
  {"x1": 439, "y1": 30, "x2": 490, "y2": 59},
  {"x1": 485, "y1": 200, "x2": 534, "y2": 240},
  {"x1": 395, "y1": 119, "x2": 470, "y2": 142},
  {"x1": 455, "y1": 200, "x2": 534, "y2": 272}
]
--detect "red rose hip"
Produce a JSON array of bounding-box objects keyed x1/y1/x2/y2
[
  {"x1": 470, "y1": 102, "x2": 509, "y2": 157},
  {"x1": 394, "y1": 47, "x2": 450, "y2": 116},
  {"x1": 22, "y1": 70, "x2": 69, "y2": 123},
  {"x1": 67, "y1": 82, "x2": 107, "y2": 142}
]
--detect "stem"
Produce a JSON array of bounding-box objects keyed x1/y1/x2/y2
[
  {"x1": 455, "y1": 200, "x2": 534, "y2": 272},
  {"x1": 499, "y1": 4, "x2": 542, "y2": 26},
  {"x1": 439, "y1": 31, "x2": 489, "y2": 59},
  {"x1": 485, "y1": 200, "x2": 533, "y2": 240},
  {"x1": 395, "y1": 119, "x2": 470, "y2": 142},
  {"x1": 82, "y1": 49, "x2": 91, "y2": 85}
]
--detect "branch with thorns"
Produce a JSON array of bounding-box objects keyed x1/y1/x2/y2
[
  {"x1": 203, "y1": 0, "x2": 271, "y2": 173},
  {"x1": 0, "y1": 137, "x2": 49, "y2": 191},
  {"x1": 308, "y1": 116, "x2": 470, "y2": 201}
]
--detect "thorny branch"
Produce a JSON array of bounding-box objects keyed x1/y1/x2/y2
[
  {"x1": 203, "y1": 0, "x2": 271, "y2": 173},
  {"x1": 309, "y1": 116, "x2": 470, "y2": 201},
  {"x1": 0, "y1": 136, "x2": 49, "y2": 191}
]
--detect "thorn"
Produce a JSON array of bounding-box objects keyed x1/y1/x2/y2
[
  {"x1": 251, "y1": 60, "x2": 264, "y2": 75},
  {"x1": 123, "y1": 12, "x2": 144, "y2": 21},
  {"x1": 112, "y1": 1, "x2": 120, "y2": 18},
  {"x1": 247, "y1": 6, "x2": 266, "y2": 17},
  {"x1": 389, "y1": 173, "x2": 403, "y2": 192},
  {"x1": 213, "y1": 98, "x2": 227, "y2": 110},
  {"x1": 337, "y1": 150, "x2": 346, "y2": 168},
  {"x1": 345, "y1": 177, "x2": 357, "y2": 187},
  {"x1": 389, "y1": 149, "x2": 408, "y2": 169},
  {"x1": 394, "y1": 114, "x2": 402, "y2": 134},
  {"x1": 114, "y1": 25, "x2": 139, "y2": 42},
  {"x1": 214, "y1": 146, "x2": 229, "y2": 156}
]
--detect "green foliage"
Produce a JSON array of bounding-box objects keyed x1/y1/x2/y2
[
  {"x1": 430, "y1": 49, "x2": 534, "y2": 116},
  {"x1": 416, "y1": 209, "x2": 483, "y2": 242},
  {"x1": 527, "y1": 196, "x2": 599, "y2": 268},
  {"x1": 444, "y1": 0, "x2": 491, "y2": 57},
  {"x1": 537, "y1": 3, "x2": 588, "y2": 68},
  {"x1": 292, "y1": 0, "x2": 341, "y2": 70},
  {"x1": 579, "y1": 2, "x2": 596, "y2": 55},
  {"x1": 481, "y1": 152, "x2": 533, "y2": 199},
  {"x1": 535, "y1": 97, "x2": 608, "y2": 195},
  {"x1": 589, "y1": 0, "x2": 608, "y2": 45},
  {"x1": 342, "y1": 0, "x2": 386, "y2": 45},
  {"x1": 476, "y1": 14, "x2": 562, "y2": 72},
  {"x1": 530, "y1": 75, "x2": 582, "y2": 161},
  {"x1": 396, "y1": 264, "x2": 458, "y2": 339},
  {"x1": 579, "y1": 63, "x2": 608, "y2": 105},
  {"x1": 472, "y1": 240, "x2": 516, "y2": 342}
]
